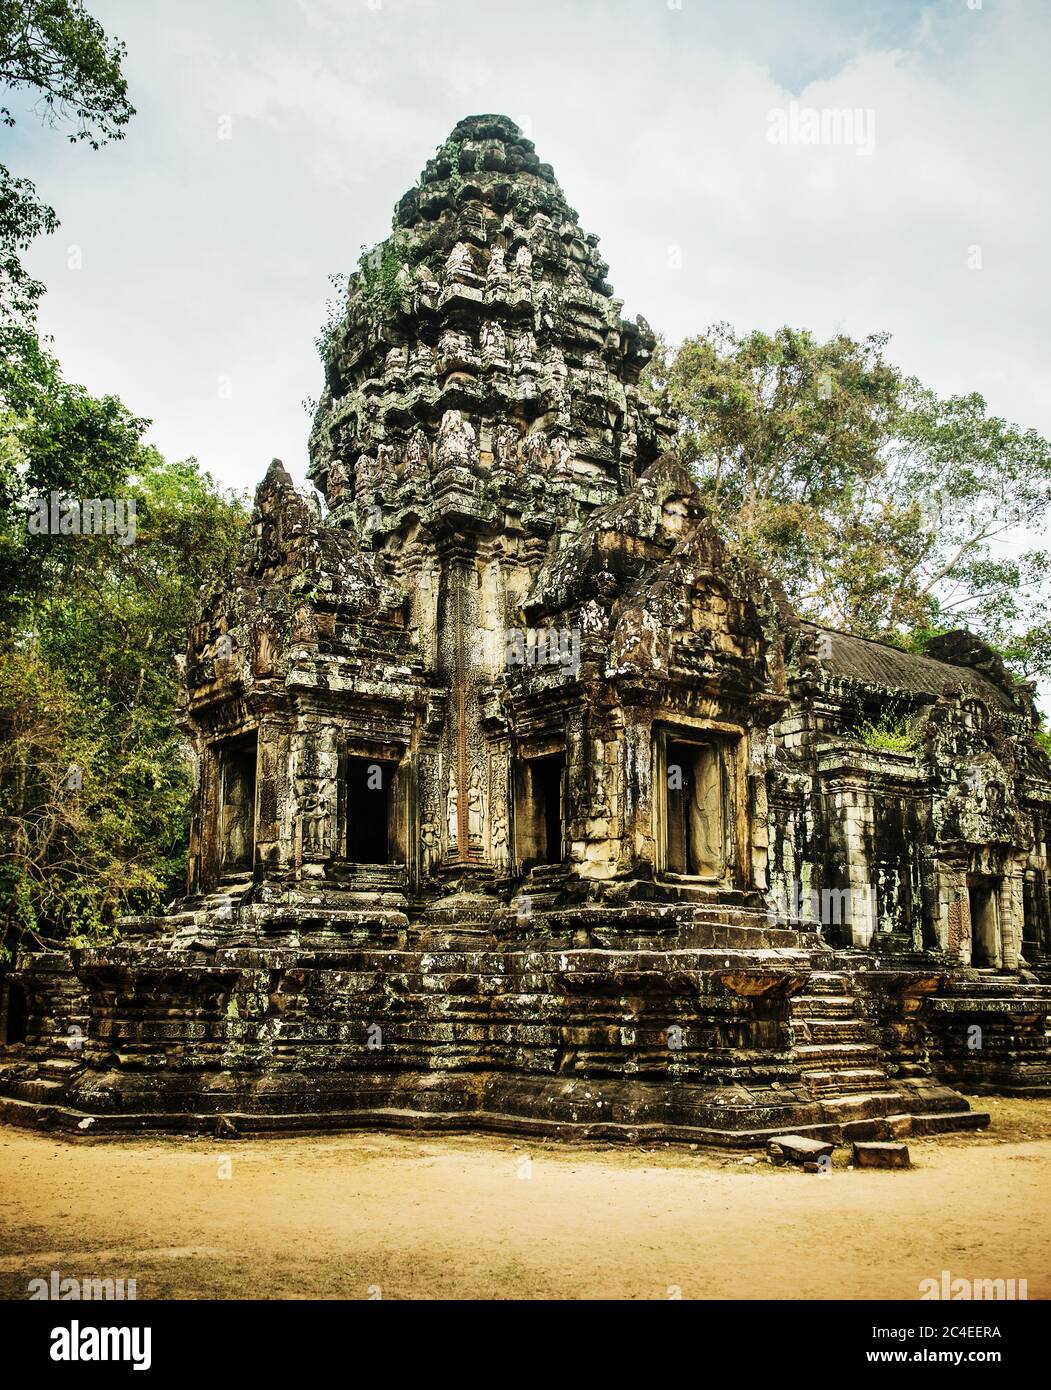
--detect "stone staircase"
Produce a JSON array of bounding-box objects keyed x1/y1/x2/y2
[
  {"x1": 790, "y1": 970, "x2": 898, "y2": 1106},
  {"x1": 116, "y1": 872, "x2": 256, "y2": 941}
]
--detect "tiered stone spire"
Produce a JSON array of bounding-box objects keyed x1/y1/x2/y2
[{"x1": 308, "y1": 114, "x2": 671, "y2": 541}]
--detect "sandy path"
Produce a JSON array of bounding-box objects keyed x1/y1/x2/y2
[{"x1": 1, "y1": 1098, "x2": 1049, "y2": 1300}]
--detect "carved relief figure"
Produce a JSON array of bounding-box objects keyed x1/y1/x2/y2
[
  {"x1": 405, "y1": 427, "x2": 430, "y2": 482},
  {"x1": 480, "y1": 320, "x2": 507, "y2": 359},
  {"x1": 486, "y1": 245, "x2": 508, "y2": 286},
  {"x1": 467, "y1": 766, "x2": 486, "y2": 852},
  {"x1": 354, "y1": 452, "x2": 377, "y2": 501},
  {"x1": 491, "y1": 808, "x2": 508, "y2": 862},
  {"x1": 438, "y1": 328, "x2": 475, "y2": 373},
  {"x1": 327, "y1": 455, "x2": 352, "y2": 503},
  {"x1": 446, "y1": 769, "x2": 459, "y2": 853},
  {"x1": 689, "y1": 762, "x2": 724, "y2": 877},
  {"x1": 298, "y1": 783, "x2": 329, "y2": 856},
  {"x1": 550, "y1": 436, "x2": 573, "y2": 474},
  {"x1": 523, "y1": 430, "x2": 550, "y2": 472},
  {"x1": 374, "y1": 443, "x2": 397, "y2": 482},
  {"x1": 494, "y1": 424, "x2": 522, "y2": 473},
  {"x1": 437, "y1": 409, "x2": 476, "y2": 470},
  {"x1": 512, "y1": 330, "x2": 538, "y2": 366},
  {"x1": 446, "y1": 241, "x2": 475, "y2": 279},
  {"x1": 939, "y1": 753, "x2": 1026, "y2": 848}
]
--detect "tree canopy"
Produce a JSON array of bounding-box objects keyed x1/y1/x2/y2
[
  {"x1": 0, "y1": 341, "x2": 248, "y2": 958},
  {"x1": 0, "y1": 0, "x2": 133, "y2": 327},
  {"x1": 0, "y1": 5, "x2": 247, "y2": 960},
  {"x1": 643, "y1": 324, "x2": 1051, "y2": 683}
]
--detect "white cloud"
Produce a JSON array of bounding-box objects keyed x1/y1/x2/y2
[{"x1": 11, "y1": 0, "x2": 1049, "y2": 505}]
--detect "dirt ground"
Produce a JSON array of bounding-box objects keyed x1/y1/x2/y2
[{"x1": 1, "y1": 1096, "x2": 1049, "y2": 1300}]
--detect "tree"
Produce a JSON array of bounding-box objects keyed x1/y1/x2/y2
[
  {"x1": 0, "y1": 0, "x2": 133, "y2": 327},
  {"x1": 0, "y1": 7, "x2": 248, "y2": 963},
  {"x1": 644, "y1": 324, "x2": 1051, "y2": 680},
  {"x1": 0, "y1": 333, "x2": 147, "y2": 623},
  {"x1": 0, "y1": 352, "x2": 248, "y2": 958}
]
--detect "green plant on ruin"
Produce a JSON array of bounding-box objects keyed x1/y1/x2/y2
[
  {"x1": 852, "y1": 707, "x2": 918, "y2": 753},
  {"x1": 436, "y1": 136, "x2": 463, "y2": 195},
  {"x1": 314, "y1": 271, "x2": 348, "y2": 362},
  {"x1": 357, "y1": 239, "x2": 407, "y2": 317}
]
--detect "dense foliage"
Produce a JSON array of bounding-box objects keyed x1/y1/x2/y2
[
  {"x1": 0, "y1": 4, "x2": 246, "y2": 959},
  {"x1": 0, "y1": 341, "x2": 248, "y2": 958},
  {"x1": 643, "y1": 325, "x2": 1051, "y2": 683}
]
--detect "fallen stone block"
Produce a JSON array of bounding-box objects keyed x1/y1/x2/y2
[
  {"x1": 767, "y1": 1133, "x2": 835, "y2": 1166},
  {"x1": 853, "y1": 1140, "x2": 910, "y2": 1169}
]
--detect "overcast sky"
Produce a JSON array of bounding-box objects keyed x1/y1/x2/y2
[{"x1": 7, "y1": 0, "x2": 1050, "y2": 499}]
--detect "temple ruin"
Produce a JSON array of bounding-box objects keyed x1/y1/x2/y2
[{"x1": 2, "y1": 114, "x2": 1050, "y2": 1143}]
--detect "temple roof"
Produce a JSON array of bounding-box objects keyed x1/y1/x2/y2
[
  {"x1": 806, "y1": 622, "x2": 1019, "y2": 712},
  {"x1": 307, "y1": 114, "x2": 673, "y2": 537}
]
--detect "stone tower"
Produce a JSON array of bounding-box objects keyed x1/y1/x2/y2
[
  {"x1": 304, "y1": 112, "x2": 672, "y2": 899},
  {"x1": 176, "y1": 112, "x2": 797, "y2": 935}
]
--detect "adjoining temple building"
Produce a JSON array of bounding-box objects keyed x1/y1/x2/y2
[{"x1": 3, "y1": 115, "x2": 1050, "y2": 1143}]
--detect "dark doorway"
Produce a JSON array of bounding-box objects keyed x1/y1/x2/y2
[
  {"x1": 1, "y1": 979, "x2": 28, "y2": 1044},
  {"x1": 968, "y1": 878, "x2": 1000, "y2": 967},
  {"x1": 345, "y1": 757, "x2": 398, "y2": 863},
  {"x1": 665, "y1": 739, "x2": 725, "y2": 878},
  {"x1": 536, "y1": 755, "x2": 564, "y2": 864},
  {"x1": 220, "y1": 735, "x2": 257, "y2": 873},
  {"x1": 515, "y1": 754, "x2": 564, "y2": 869}
]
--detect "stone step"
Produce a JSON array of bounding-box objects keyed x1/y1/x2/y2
[
  {"x1": 768, "y1": 1133, "x2": 836, "y2": 1167},
  {"x1": 854, "y1": 1140, "x2": 911, "y2": 1169},
  {"x1": 794, "y1": 1019, "x2": 872, "y2": 1044},
  {"x1": 790, "y1": 995, "x2": 857, "y2": 1018},
  {"x1": 795, "y1": 1042, "x2": 883, "y2": 1067},
  {"x1": 817, "y1": 1091, "x2": 906, "y2": 1119},
  {"x1": 806, "y1": 972, "x2": 852, "y2": 994},
  {"x1": 0, "y1": 1076, "x2": 67, "y2": 1103},
  {"x1": 803, "y1": 1067, "x2": 892, "y2": 1096}
]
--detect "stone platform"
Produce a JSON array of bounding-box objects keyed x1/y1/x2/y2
[{"x1": 2, "y1": 920, "x2": 1022, "y2": 1147}]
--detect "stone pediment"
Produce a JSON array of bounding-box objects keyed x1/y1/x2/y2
[
  {"x1": 524, "y1": 456, "x2": 705, "y2": 618},
  {"x1": 185, "y1": 459, "x2": 410, "y2": 703},
  {"x1": 936, "y1": 750, "x2": 1030, "y2": 849}
]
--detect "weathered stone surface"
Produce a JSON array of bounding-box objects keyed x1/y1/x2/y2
[
  {"x1": 767, "y1": 1134, "x2": 835, "y2": 1166},
  {"x1": 853, "y1": 1141, "x2": 911, "y2": 1169},
  {"x1": 1, "y1": 115, "x2": 1049, "y2": 1146}
]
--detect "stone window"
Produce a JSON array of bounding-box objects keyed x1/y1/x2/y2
[
  {"x1": 218, "y1": 734, "x2": 257, "y2": 874},
  {"x1": 660, "y1": 734, "x2": 727, "y2": 880},
  {"x1": 343, "y1": 756, "x2": 405, "y2": 865},
  {"x1": 514, "y1": 753, "x2": 565, "y2": 870}
]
